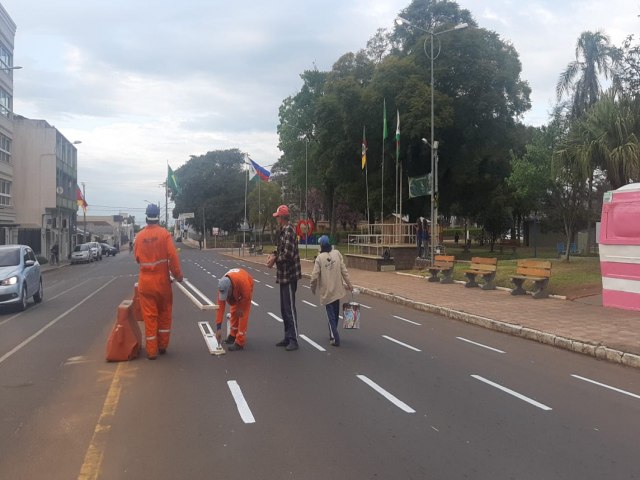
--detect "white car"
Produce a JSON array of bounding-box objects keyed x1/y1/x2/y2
[
  {"x1": 71, "y1": 244, "x2": 92, "y2": 264},
  {"x1": 86, "y1": 242, "x2": 102, "y2": 261}
]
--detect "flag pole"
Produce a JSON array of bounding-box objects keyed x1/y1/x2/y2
[
  {"x1": 165, "y1": 161, "x2": 169, "y2": 230},
  {"x1": 381, "y1": 99, "x2": 386, "y2": 229},
  {"x1": 258, "y1": 174, "x2": 261, "y2": 247},
  {"x1": 243, "y1": 165, "x2": 248, "y2": 256}
]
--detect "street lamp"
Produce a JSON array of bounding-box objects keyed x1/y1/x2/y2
[
  {"x1": 396, "y1": 16, "x2": 467, "y2": 264},
  {"x1": 0, "y1": 66, "x2": 22, "y2": 71}
]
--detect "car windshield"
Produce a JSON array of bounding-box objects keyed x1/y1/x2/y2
[
  {"x1": 75, "y1": 244, "x2": 90, "y2": 252},
  {"x1": 0, "y1": 249, "x2": 21, "y2": 267}
]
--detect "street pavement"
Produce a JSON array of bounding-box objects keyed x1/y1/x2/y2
[
  {"x1": 217, "y1": 242, "x2": 640, "y2": 369},
  {"x1": 1, "y1": 243, "x2": 639, "y2": 479}
]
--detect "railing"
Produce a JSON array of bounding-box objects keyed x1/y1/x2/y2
[{"x1": 347, "y1": 222, "x2": 416, "y2": 257}]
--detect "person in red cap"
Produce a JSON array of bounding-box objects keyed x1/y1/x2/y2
[
  {"x1": 215, "y1": 268, "x2": 254, "y2": 351},
  {"x1": 267, "y1": 204, "x2": 301, "y2": 351}
]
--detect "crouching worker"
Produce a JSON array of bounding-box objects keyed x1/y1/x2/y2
[{"x1": 216, "y1": 268, "x2": 254, "y2": 351}]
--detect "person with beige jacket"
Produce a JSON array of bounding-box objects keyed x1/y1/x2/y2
[{"x1": 310, "y1": 235, "x2": 353, "y2": 346}]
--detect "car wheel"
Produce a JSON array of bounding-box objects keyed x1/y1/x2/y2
[
  {"x1": 33, "y1": 278, "x2": 43, "y2": 303},
  {"x1": 18, "y1": 284, "x2": 28, "y2": 311}
]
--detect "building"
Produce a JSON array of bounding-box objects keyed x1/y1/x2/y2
[
  {"x1": 82, "y1": 214, "x2": 135, "y2": 247},
  {"x1": 12, "y1": 116, "x2": 79, "y2": 259},
  {"x1": 0, "y1": 5, "x2": 17, "y2": 243}
]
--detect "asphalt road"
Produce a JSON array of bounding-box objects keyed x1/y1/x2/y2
[{"x1": 1, "y1": 245, "x2": 640, "y2": 479}]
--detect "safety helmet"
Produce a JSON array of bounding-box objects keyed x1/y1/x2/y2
[{"x1": 146, "y1": 203, "x2": 160, "y2": 221}]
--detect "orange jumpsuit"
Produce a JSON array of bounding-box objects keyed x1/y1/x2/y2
[
  {"x1": 134, "y1": 224, "x2": 183, "y2": 358},
  {"x1": 216, "y1": 268, "x2": 254, "y2": 347}
]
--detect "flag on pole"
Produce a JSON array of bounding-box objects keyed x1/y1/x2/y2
[
  {"x1": 76, "y1": 185, "x2": 87, "y2": 211},
  {"x1": 408, "y1": 174, "x2": 431, "y2": 198},
  {"x1": 395, "y1": 110, "x2": 400, "y2": 161},
  {"x1": 383, "y1": 99, "x2": 388, "y2": 140},
  {"x1": 247, "y1": 158, "x2": 270, "y2": 182},
  {"x1": 361, "y1": 126, "x2": 367, "y2": 170},
  {"x1": 167, "y1": 165, "x2": 181, "y2": 194}
]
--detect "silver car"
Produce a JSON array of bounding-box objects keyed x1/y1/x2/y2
[
  {"x1": 0, "y1": 245, "x2": 43, "y2": 311},
  {"x1": 71, "y1": 244, "x2": 93, "y2": 264}
]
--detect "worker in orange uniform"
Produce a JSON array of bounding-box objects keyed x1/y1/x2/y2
[
  {"x1": 215, "y1": 268, "x2": 254, "y2": 351},
  {"x1": 134, "y1": 203, "x2": 184, "y2": 360}
]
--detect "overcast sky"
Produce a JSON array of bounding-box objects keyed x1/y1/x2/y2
[{"x1": 4, "y1": 0, "x2": 638, "y2": 218}]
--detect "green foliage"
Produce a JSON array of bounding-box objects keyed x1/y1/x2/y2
[{"x1": 247, "y1": 180, "x2": 281, "y2": 236}]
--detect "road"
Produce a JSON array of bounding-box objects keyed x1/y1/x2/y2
[{"x1": 1, "y1": 244, "x2": 639, "y2": 479}]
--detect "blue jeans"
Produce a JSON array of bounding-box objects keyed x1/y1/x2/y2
[{"x1": 325, "y1": 300, "x2": 340, "y2": 346}]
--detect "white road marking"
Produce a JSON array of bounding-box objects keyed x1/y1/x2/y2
[
  {"x1": 356, "y1": 375, "x2": 416, "y2": 413},
  {"x1": 227, "y1": 380, "x2": 256, "y2": 424},
  {"x1": 572, "y1": 374, "x2": 640, "y2": 400},
  {"x1": 268, "y1": 312, "x2": 283, "y2": 323},
  {"x1": 382, "y1": 335, "x2": 421, "y2": 352},
  {"x1": 392, "y1": 315, "x2": 421, "y2": 326},
  {"x1": 254, "y1": 279, "x2": 261, "y2": 283},
  {"x1": 300, "y1": 334, "x2": 326, "y2": 352},
  {"x1": 471, "y1": 375, "x2": 552, "y2": 411},
  {"x1": 0, "y1": 278, "x2": 117, "y2": 365},
  {"x1": 265, "y1": 284, "x2": 274, "y2": 289},
  {"x1": 251, "y1": 300, "x2": 259, "y2": 307},
  {"x1": 456, "y1": 337, "x2": 505, "y2": 354},
  {"x1": 303, "y1": 285, "x2": 311, "y2": 289},
  {"x1": 302, "y1": 300, "x2": 317, "y2": 307},
  {"x1": 359, "y1": 303, "x2": 371, "y2": 309}
]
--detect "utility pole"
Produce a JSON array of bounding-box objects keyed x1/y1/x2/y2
[{"x1": 82, "y1": 182, "x2": 87, "y2": 242}]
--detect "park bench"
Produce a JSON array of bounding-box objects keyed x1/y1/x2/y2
[
  {"x1": 463, "y1": 257, "x2": 498, "y2": 290},
  {"x1": 427, "y1": 255, "x2": 456, "y2": 284},
  {"x1": 498, "y1": 239, "x2": 519, "y2": 254},
  {"x1": 510, "y1": 259, "x2": 552, "y2": 299}
]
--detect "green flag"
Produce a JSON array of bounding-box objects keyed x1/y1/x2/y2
[
  {"x1": 408, "y1": 174, "x2": 431, "y2": 198},
  {"x1": 383, "y1": 99, "x2": 388, "y2": 140},
  {"x1": 167, "y1": 165, "x2": 181, "y2": 194}
]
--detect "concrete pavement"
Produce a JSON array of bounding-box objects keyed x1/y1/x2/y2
[{"x1": 214, "y1": 245, "x2": 640, "y2": 369}]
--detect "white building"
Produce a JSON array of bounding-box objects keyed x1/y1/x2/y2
[
  {"x1": 0, "y1": 5, "x2": 17, "y2": 243},
  {"x1": 12, "y1": 117, "x2": 79, "y2": 259}
]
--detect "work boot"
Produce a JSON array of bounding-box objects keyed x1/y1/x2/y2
[
  {"x1": 285, "y1": 342, "x2": 299, "y2": 351},
  {"x1": 147, "y1": 355, "x2": 157, "y2": 360},
  {"x1": 228, "y1": 343, "x2": 244, "y2": 351},
  {"x1": 275, "y1": 339, "x2": 288, "y2": 347},
  {"x1": 224, "y1": 335, "x2": 236, "y2": 345},
  {"x1": 159, "y1": 348, "x2": 167, "y2": 355}
]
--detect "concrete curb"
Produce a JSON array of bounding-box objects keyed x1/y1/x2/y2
[{"x1": 223, "y1": 252, "x2": 640, "y2": 370}]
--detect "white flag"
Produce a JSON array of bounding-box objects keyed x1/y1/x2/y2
[{"x1": 247, "y1": 162, "x2": 257, "y2": 180}]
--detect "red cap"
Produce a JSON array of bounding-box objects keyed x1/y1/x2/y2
[{"x1": 273, "y1": 205, "x2": 289, "y2": 217}]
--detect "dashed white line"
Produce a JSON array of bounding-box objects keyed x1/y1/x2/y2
[
  {"x1": 251, "y1": 300, "x2": 259, "y2": 307},
  {"x1": 456, "y1": 337, "x2": 505, "y2": 354},
  {"x1": 299, "y1": 334, "x2": 326, "y2": 352},
  {"x1": 382, "y1": 335, "x2": 421, "y2": 352},
  {"x1": 303, "y1": 285, "x2": 311, "y2": 289},
  {"x1": 265, "y1": 284, "x2": 274, "y2": 289},
  {"x1": 356, "y1": 375, "x2": 416, "y2": 413},
  {"x1": 392, "y1": 315, "x2": 421, "y2": 326},
  {"x1": 302, "y1": 300, "x2": 317, "y2": 307},
  {"x1": 227, "y1": 380, "x2": 256, "y2": 424},
  {"x1": 572, "y1": 374, "x2": 640, "y2": 400},
  {"x1": 471, "y1": 375, "x2": 552, "y2": 411},
  {"x1": 254, "y1": 279, "x2": 261, "y2": 283},
  {"x1": 268, "y1": 312, "x2": 283, "y2": 323}
]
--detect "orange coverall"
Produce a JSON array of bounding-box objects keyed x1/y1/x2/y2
[
  {"x1": 216, "y1": 268, "x2": 254, "y2": 347},
  {"x1": 134, "y1": 224, "x2": 183, "y2": 358}
]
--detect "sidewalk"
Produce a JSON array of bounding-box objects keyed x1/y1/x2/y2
[{"x1": 220, "y1": 250, "x2": 640, "y2": 369}]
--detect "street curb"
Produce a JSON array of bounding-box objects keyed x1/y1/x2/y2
[{"x1": 222, "y1": 252, "x2": 640, "y2": 370}]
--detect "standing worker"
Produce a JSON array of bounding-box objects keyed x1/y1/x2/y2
[
  {"x1": 267, "y1": 204, "x2": 301, "y2": 351},
  {"x1": 215, "y1": 268, "x2": 254, "y2": 351},
  {"x1": 310, "y1": 235, "x2": 353, "y2": 347},
  {"x1": 134, "y1": 203, "x2": 184, "y2": 360}
]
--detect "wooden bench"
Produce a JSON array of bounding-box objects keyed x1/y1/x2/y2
[
  {"x1": 463, "y1": 257, "x2": 498, "y2": 290},
  {"x1": 498, "y1": 239, "x2": 519, "y2": 254},
  {"x1": 510, "y1": 260, "x2": 552, "y2": 299},
  {"x1": 427, "y1": 255, "x2": 455, "y2": 284}
]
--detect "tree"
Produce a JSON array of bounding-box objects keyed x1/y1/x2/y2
[
  {"x1": 614, "y1": 35, "x2": 640, "y2": 95},
  {"x1": 247, "y1": 180, "x2": 281, "y2": 244}
]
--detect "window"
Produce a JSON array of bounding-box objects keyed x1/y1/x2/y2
[
  {"x1": 0, "y1": 134, "x2": 11, "y2": 164},
  {"x1": 0, "y1": 88, "x2": 11, "y2": 117},
  {"x1": 0, "y1": 43, "x2": 12, "y2": 71},
  {"x1": 0, "y1": 179, "x2": 11, "y2": 206}
]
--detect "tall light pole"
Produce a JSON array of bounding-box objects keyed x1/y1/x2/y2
[{"x1": 396, "y1": 16, "x2": 467, "y2": 265}]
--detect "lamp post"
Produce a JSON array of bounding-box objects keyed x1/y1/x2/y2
[{"x1": 396, "y1": 16, "x2": 467, "y2": 265}]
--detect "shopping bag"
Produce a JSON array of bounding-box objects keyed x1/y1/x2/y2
[{"x1": 342, "y1": 293, "x2": 361, "y2": 329}]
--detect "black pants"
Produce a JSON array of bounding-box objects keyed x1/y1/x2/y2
[{"x1": 279, "y1": 280, "x2": 298, "y2": 345}]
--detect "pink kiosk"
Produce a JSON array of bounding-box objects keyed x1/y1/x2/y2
[{"x1": 599, "y1": 183, "x2": 640, "y2": 311}]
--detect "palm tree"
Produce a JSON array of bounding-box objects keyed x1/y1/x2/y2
[{"x1": 556, "y1": 31, "x2": 620, "y2": 252}]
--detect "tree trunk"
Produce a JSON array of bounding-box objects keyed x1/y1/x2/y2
[{"x1": 585, "y1": 174, "x2": 593, "y2": 255}]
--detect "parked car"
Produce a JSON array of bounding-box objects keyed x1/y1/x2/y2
[
  {"x1": 87, "y1": 242, "x2": 102, "y2": 261},
  {"x1": 71, "y1": 244, "x2": 93, "y2": 264},
  {"x1": 100, "y1": 243, "x2": 117, "y2": 256},
  {"x1": 0, "y1": 245, "x2": 43, "y2": 311}
]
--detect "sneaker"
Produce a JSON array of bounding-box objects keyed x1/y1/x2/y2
[
  {"x1": 159, "y1": 348, "x2": 167, "y2": 355},
  {"x1": 224, "y1": 335, "x2": 236, "y2": 345},
  {"x1": 285, "y1": 342, "x2": 299, "y2": 351},
  {"x1": 228, "y1": 343, "x2": 244, "y2": 351},
  {"x1": 330, "y1": 340, "x2": 340, "y2": 347},
  {"x1": 147, "y1": 355, "x2": 157, "y2": 360},
  {"x1": 275, "y1": 339, "x2": 288, "y2": 347}
]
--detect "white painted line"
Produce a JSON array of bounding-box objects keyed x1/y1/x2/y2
[
  {"x1": 456, "y1": 337, "x2": 505, "y2": 354},
  {"x1": 254, "y1": 279, "x2": 261, "y2": 283},
  {"x1": 356, "y1": 375, "x2": 416, "y2": 413},
  {"x1": 251, "y1": 300, "x2": 259, "y2": 307},
  {"x1": 268, "y1": 312, "x2": 283, "y2": 323},
  {"x1": 0, "y1": 278, "x2": 117, "y2": 365},
  {"x1": 198, "y1": 321, "x2": 223, "y2": 355},
  {"x1": 265, "y1": 284, "x2": 274, "y2": 289},
  {"x1": 471, "y1": 375, "x2": 552, "y2": 411},
  {"x1": 227, "y1": 380, "x2": 256, "y2": 424},
  {"x1": 302, "y1": 300, "x2": 317, "y2": 307},
  {"x1": 183, "y1": 278, "x2": 215, "y2": 305},
  {"x1": 303, "y1": 285, "x2": 311, "y2": 289},
  {"x1": 382, "y1": 335, "x2": 421, "y2": 352},
  {"x1": 572, "y1": 374, "x2": 640, "y2": 400},
  {"x1": 300, "y1": 334, "x2": 326, "y2": 351},
  {"x1": 392, "y1": 315, "x2": 421, "y2": 326},
  {"x1": 359, "y1": 303, "x2": 371, "y2": 309},
  {"x1": 174, "y1": 279, "x2": 218, "y2": 311},
  {"x1": 211, "y1": 274, "x2": 217, "y2": 278},
  {"x1": 339, "y1": 315, "x2": 343, "y2": 320}
]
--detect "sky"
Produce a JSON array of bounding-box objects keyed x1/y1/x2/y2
[{"x1": 3, "y1": 0, "x2": 639, "y2": 219}]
